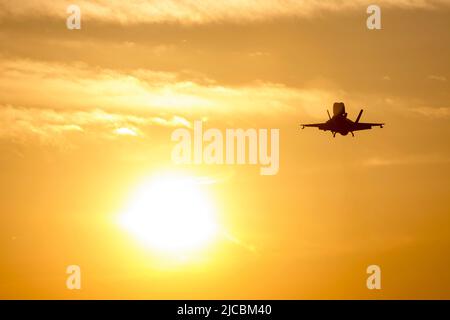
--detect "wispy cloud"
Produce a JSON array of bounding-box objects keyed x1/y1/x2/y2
[
  {"x1": 113, "y1": 127, "x2": 140, "y2": 137},
  {"x1": 363, "y1": 154, "x2": 450, "y2": 167},
  {"x1": 0, "y1": 59, "x2": 338, "y2": 117},
  {"x1": 411, "y1": 106, "x2": 450, "y2": 118},
  {"x1": 1, "y1": 0, "x2": 449, "y2": 25},
  {"x1": 0, "y1": 105, "x2": 191, "y2": 145},
  {"x1": 427, "y1": 75, "x2": 448, "y2": 82}
]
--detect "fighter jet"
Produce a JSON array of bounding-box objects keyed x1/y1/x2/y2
[{"x1": 300, "y1": 102, "x2": 384, "y2": 137}]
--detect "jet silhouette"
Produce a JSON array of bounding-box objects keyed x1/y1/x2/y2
[{"x1": 300, "y1": 102, "x2": 384, "y2": 137}]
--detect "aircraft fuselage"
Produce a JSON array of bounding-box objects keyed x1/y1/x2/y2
[{"x1": 324, "y1": 114, "x2": 356, "y2": 136}]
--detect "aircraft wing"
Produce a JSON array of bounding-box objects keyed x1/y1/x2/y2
[
  {"x1": 352, "y1": 122, "x2": 384, "y2": 131},
  {"x1": 300, "y1": 123, "x2": 328, "y2": 130}
]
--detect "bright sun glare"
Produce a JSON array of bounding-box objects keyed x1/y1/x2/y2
[{"x1": 118, "y1": 174, "x2": 218, "y2": 255}]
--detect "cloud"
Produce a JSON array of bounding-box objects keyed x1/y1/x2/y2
[
  {"x1": 149, "y1": 116, "x2": 192, "y2": 128},
  {"x1": 0, "y1": 105, "x2": 191, "y2": 145},
  {"x1": 427, "y1": 75, "x2": 448, "y2": 82},
  {"x1": 0, "y1": 58, "x2": 338, "y2": 117},
  {"x1": 363, "y1": 154, "x2": 450, "y2": 167},
  {"x1": 114, "y1": 127, "x2": 140, "y2": 137},
  {"x1": 411, "y1": 106, "x2": 450, "y2": 118},
  {"x1": 0, "y1": 59, "x2": 192, "y2": 111},
  {"x1": 1, "y1": 0, "x2": 449, "y2": 25},
  {"x1": 0, "y1": 58, "x2": 352, "y2": 147}
]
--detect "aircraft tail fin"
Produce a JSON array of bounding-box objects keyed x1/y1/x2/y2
[
  {"x1": 333, "y1": 102, "x2": 346, "y2": 116},
  {"x1": 355, "y1": 109, "x2": 364, "y2": 123}
]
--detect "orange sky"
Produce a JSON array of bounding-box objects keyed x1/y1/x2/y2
[{"x1": 1, "y1": 0, "x2": 450, "y2": 299}]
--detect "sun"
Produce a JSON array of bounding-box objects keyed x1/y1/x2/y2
[{"x1": 118, "y1": 174, "x2": 218, "y2": 255}]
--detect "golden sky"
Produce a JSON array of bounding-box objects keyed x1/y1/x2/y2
[{"x1": 1, "y1": 0, "x2": 450, "y2": 299}]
